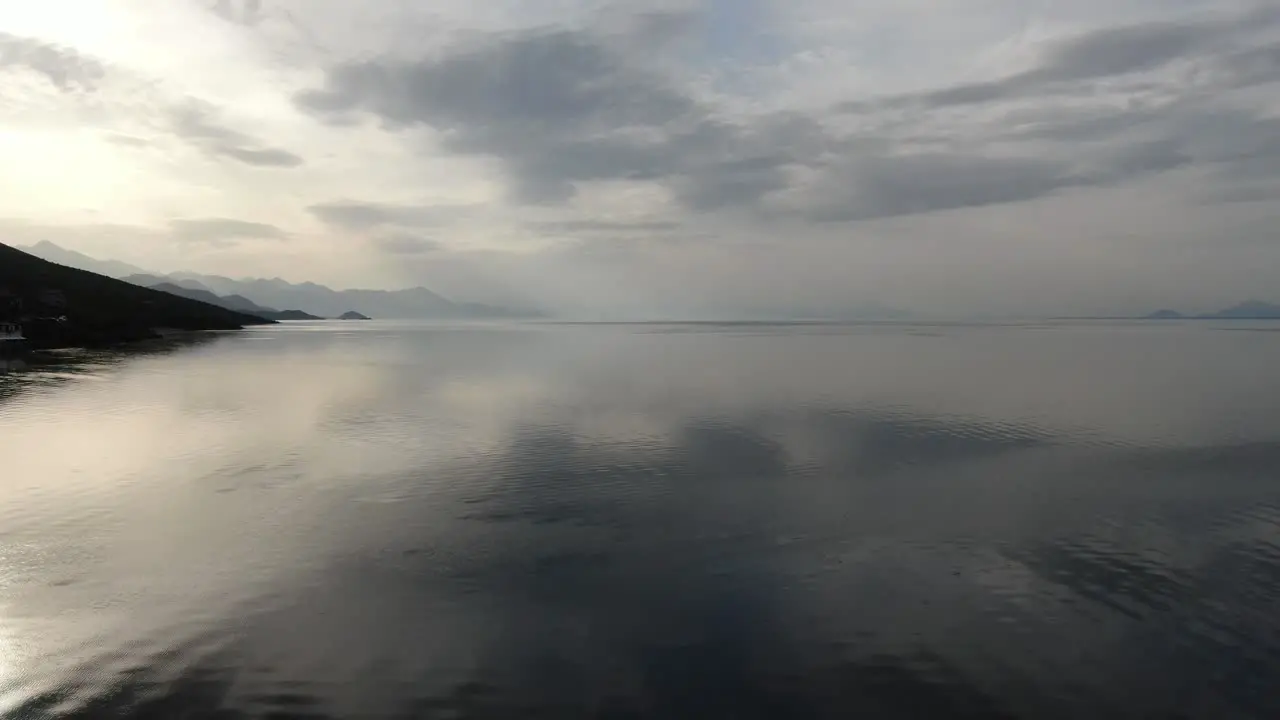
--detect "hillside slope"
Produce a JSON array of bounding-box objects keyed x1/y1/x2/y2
[
  {"x1": 149, "y1": 282, "x2": 323, "y2": 321},
  {"x1": 0, "y1": 243, "x2": 273, "y2": 348}
]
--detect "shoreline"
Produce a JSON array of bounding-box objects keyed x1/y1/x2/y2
[{"x1": 1, "y1": 326, "x2": 240, "y2": 364}]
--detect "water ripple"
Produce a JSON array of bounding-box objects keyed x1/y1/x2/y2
[{"x1": 3, "y1": 321, "x2": 1280, "y2": 717}]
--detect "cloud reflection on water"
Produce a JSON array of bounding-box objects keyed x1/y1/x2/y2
[{"x1": 1, "y1": 321, "x2": 1279, "y2": 717}]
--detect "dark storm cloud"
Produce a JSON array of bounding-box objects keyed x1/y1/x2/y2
[
  {"x1": 0, "y1": 33, "x2": 105, "y2": 91},
  {"x1": 170, "y1": 218, "x2": 289, "y2": 246},
  {"x1": 307, "y1": 201, "x2": 462, "y2": 230},
  {"x1": 171, "y1": 103, "x2": 303, "y2": 168}
]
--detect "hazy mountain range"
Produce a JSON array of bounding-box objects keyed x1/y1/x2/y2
[
  {"x1": 19, "y1": 241, "x2": 542, "y2": 320},
  {"x1": 143, "y1": 280, "x2": 323, "y2": 321},
  {"x1": 1145, "y1": 301, "x2": 1280, "y2": 320},
  {"x1": 1, "y1": 243, "x2": 271, "y2": 348},
  {"x1": 21, "y1": 241, "x2": 1278, "y2": 323}
]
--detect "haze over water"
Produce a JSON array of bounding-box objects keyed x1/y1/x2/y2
[{"x1": 3, "y1": 320, "x2": 1280, "y2": 718}]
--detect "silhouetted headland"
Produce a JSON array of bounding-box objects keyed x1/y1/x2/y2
[{"x1": 0, "y1": 243, "x2": 274, "y2": 350}]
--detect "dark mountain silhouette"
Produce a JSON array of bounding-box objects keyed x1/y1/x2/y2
[
  {"x1": 19, "y1": 242, "x2": 540, "y2": 319},
  {"x1": 270, "y1": 309, "x2": 326, "y2": 320},
  {"x1": 122, "y1": 274, "x2": 219, "y2": 295},
  {"x1": 339, "y1": 310, "x2": 371, "y2": 320},
  {"x1": 0, "y1": 243, "x2": 272, "y2": 349},
  {"x1": 148, "y1": 282, "x2": 322, "y2": 321},
  {"x1": 160, "y1": 272, "x2": 541, "y2": 319},
  {"x1": 221, "y1": 294, "x2": 270, "y2": 313}
]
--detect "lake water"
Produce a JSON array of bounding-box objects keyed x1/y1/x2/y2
[{"x1": 2, "y1": 320, "x2": 1280, "y2": 718}]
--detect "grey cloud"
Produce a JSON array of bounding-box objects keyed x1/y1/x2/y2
[
  {"x1": 1179, "y1": 114, "x2": 1280, "y2": 199},
  {"x1": 803, "y1": 154, "x2": 1080, "y2": 224},
  {"x1": 1203, "y1": 183, "x2": 1280, "y2": 205},
  {"x1": 797, "y1": 113, "x2": 1268, "y2": 223},
  {"x1": 1031, "y1": 21, "x2": 1206, "y2": 84},
  {"x1": 1098, "y1": 139, "x2": 1194, "y2": 179},
  {"x1": 1015, "y1": 104, "x2": 1280, "y2": 190},
  {"x1": 843, "y1": 12, "x2": 1277, "y2": 113},
  {"x1": 1005, "y1": 106, "x2": 1169, "y2": 144},
  {"x1": 104, "y1": 133, "x2": 151, "y2": 148},
  {"x1": 1217, "y1": 42, "x2": 1280, "y2": 87},
  {"x1": 0, "y1": 33, "x2": 105, "y2": 91},
  {"x1": 170, "y1": 218, "x2": 288, "y2": 246},
  {"x1": 295, "y1": 27, "x2": 792, "y2": 211},
  {"x1": 295, "y1": 8, "x2": 1279, "y2": 229},
  {"x1": 803, "y1": 9, "x2": 1280, "y2": 221},
  {"x1": 307, "y1": 201, "x2": 463, "y2": 230},
  {"x1": 297, "y1": 29, "x2": 693, "y2": 134},
  {"x1": 374, "y1": 233, "x2": 440, "y2": 255},
  {"x1": 172, "y1": 103, "x2": 303, "y2": 168},
  {"x1": 300, "y1": 22, "x2": 1166, "y2": 225},
  {"x1": 676, "y1": 155, "x2": 794, "y2": 212},
  {"x1": 623, "y1": 10, "x2": 700, "y2": 48},
  {"x1": 218, "y1": 146, "x2": 305, "y2": 167},
  {"x1": 530, "y1": 220, "x2": 681, "y2": 234},
  {"x1": 212, "y1": 0, "x2": 264, "y2": 26}
]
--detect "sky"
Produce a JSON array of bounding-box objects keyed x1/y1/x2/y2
[{"x1": 0, "y1": 0, "x2": 1278, "y2": 318}]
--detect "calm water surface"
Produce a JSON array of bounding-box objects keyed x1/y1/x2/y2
[{"x1": 2, "y1": 320, "x2": 1280, "y2": 718}]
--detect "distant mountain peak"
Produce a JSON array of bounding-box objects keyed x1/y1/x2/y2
[
  {"x1": 20, "y1": 244, "x2": 542, "y2": 320},
  {"x1": 1143, "y1": 301, "x2": 1280, "y2": 320},
  {"x1": 20, "y1": 241, "x2": 151, "y2": 279},
  {"x1": 1209, "y1": 300, "x2": 1280, "y2": 319}
]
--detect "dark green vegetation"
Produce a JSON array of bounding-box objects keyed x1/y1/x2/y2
[{"x1": 0, "y1": 243, "x2": 273, "y2": 349}]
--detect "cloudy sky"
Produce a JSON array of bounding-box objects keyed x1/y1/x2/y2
[{"x1": 1, "y1": 0, "x2": 1278, "y2": 317}]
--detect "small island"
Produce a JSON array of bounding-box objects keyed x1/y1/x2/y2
[{"x1": 338, "y1": 310, "x2": 371, "y2": 320}]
